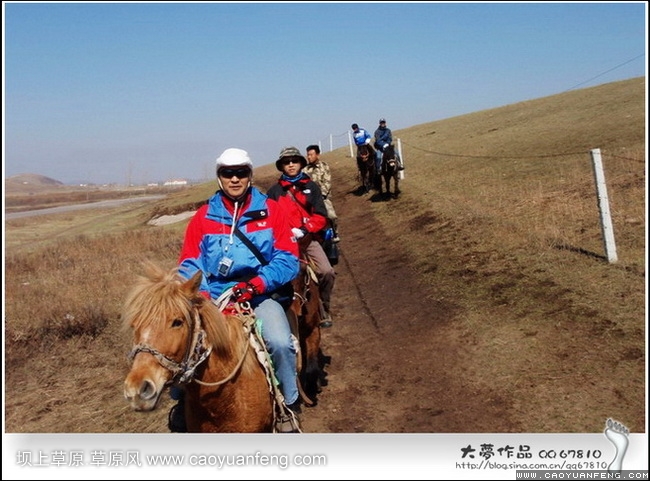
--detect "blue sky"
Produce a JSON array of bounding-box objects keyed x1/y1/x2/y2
[{"x1": 3, "y1": 2, "x2": 647, "y2": 185}]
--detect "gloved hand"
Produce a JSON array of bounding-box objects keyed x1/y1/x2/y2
[
  {"x1": 364, "y1": 138, "x2": 371, "y2": 145},
  {"x1": 291, "y1": 227, "x2": 306, "y2": 239},
  {"x1": 383, "y1": 144, "x2": 390, "y2": 151},
  {"x1": 232, "y1": 282, "x2": 257, "y2": 303}
]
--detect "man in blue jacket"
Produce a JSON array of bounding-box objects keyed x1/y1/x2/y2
[
  {"x1": 173, "y1": 147, "x2": 302, "y2": 433},
  {"x1": 351, "y1": 123, "x2": 373, "y2": 147},
  {"x1": 374, "y1": 118, "x2": 394, "y2": 174}
]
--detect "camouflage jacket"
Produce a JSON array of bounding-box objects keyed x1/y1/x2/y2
[{"x1": 304, "y1": 161, "x2": 332, "y2": 200}]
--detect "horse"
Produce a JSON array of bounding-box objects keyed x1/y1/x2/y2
[
  {"x1": 356, "y1": 144, "x2": 376, "y2": 194},
  {"x1": 122, "y1": 262, "x2": 281, "y2": 432},
  {"x1": 287, "y1": 235, "x2": 328, "y2": 405},
  {"x1": 378, "y1": 145, "x2": 401, "y2": 199}
]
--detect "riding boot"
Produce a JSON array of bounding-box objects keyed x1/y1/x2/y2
[
  {"x1": 319, "y1": 301, "x2": 333, "y2": 328},
  {"x1": 168, "y1": 387, "x2": 188, "y2": 433},
  {"x1": 276, "y1": 400, "x2": 302, "y2": 433},
  {"x1": 331, "y1": 220, "x2": 340, "y2": 243}
]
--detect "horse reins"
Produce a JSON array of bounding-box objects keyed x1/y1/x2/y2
[
  {"x1": 127, "y1": 297, "x2": 253, "y2": 388},
  {"x1": 192, "y1": 301, "x2": 254, "y2": 387},
  {"x1": 127, "y1": 289, "x2": 301, "y2": 432},
  {"x1": 127, "y1": 307, "x2": 213, "y2": 385}
]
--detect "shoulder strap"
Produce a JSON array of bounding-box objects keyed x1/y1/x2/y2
[
  {"x1": 233, "y1": 226, "x2": 269, "y2": 266},
  {"x1": 285, "y1": 184, "x2": 310, "y2": 212}
]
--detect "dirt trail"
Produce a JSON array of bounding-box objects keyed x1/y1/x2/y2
[{"x1": 300, "y1": 172, "x2": 518, "y2": 433}]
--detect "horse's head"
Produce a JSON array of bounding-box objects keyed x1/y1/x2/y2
[
  {"x1": 383, "y1": 145, "x2": 395, "y2": 160},
  {"x1": 357, "y1": 144, "x2": 372, "y2": 162},
  {"x1": 122, "y1": 263, "x2": 224, "y2": 411},
  {"x1": 381, "y1": 145, "x2": 398, "y2": 171}
]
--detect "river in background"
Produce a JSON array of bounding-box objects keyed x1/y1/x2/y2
[{"x1": 4, "y1": 195, "x2": 166, "y2": 220}]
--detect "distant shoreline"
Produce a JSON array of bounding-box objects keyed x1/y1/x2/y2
[{"x1": 4, "y1": 195, "x2": 166, "y2": 220}]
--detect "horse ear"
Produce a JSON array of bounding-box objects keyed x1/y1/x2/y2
[{"x1": 181, "y1": 270, "x2": 204, "y2": 296}]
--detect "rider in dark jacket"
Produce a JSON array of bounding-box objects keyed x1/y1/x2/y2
[{"x1": 373, "y1": 118, "x2": 393, "y2": 174}]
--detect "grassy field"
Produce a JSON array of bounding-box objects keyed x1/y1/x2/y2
[{"x1": 4, "y1": 76, "x2": 646, "y2": 433}]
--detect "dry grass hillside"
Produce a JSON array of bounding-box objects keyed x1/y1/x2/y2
[{"x1": 4, "y1": 77, "x2": 646, "y2": 434}]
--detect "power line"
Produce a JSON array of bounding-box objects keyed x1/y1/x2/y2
[{"x1": 564, "y1": 53, "x2": 645, "y2": 92}]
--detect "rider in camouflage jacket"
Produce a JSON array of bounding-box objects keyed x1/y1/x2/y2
[{"x1": 304, "y1": 144, "x2": 339, "y2": 242}]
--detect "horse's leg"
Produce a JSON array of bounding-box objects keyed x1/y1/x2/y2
[
  {"x1": 301, "y1": 315, "x2": 322, "y2": 400},
  {"x1": 296, "y1": 277, "x2": 323, "y2": 403},
  {"x1": 356, "y1": 159, "x2": 365, "y2": 193}
]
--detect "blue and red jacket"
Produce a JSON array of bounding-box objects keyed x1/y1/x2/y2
[{"x1": 178, "y1": 187, "x2": 300, "y2": 299}]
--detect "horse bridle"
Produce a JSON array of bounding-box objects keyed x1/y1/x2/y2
[
  {"x1": 127, "y1": 296, "x2": 293, "y2": 431},
  {"x1": 127, "y1": 307, "x2": 213, "y2": 385},
  {"x1": 126, "y1": 301, "x2": 253, "y2": 387}
]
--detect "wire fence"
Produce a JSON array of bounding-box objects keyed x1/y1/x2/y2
[
  {"x1": 312, "y1": 126, "x2": 644, "y2": 265},
  {"x1": 314, "y1": 131, "x2": 352, "y2": 154}
]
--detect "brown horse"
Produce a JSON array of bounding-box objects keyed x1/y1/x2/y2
[
  {"x1": 356, "y1": 144, "x2": 376, "y2": 194},
  {"x1": 288, "y1": 237, "x2": 325, "y2": 404},
  {"x1": 122, "y1": 262, "x2": 276, "y2": 432},
  {"x1": 378, "y1": 145, "x2": 401, "y2": 199}
]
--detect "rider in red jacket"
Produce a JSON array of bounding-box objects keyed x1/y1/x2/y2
[{"x1": 266, "y1": 146, "x2": 337, "y2": 328}]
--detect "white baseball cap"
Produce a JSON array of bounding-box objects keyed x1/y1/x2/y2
[{"x1": 215, "y1": 148, "x2": 253, "y2": 174}]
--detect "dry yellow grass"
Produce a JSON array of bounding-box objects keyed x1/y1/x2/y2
[{"x1": 4, "y1": 76, "x2": 645, "y2": 433}]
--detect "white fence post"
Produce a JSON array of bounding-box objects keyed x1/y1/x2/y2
[
  {"x1": 329, "y1": 134, "x2": 333, "y2": 152},
  {"x1": 590, "y1": 148, "x2": 618, "y2": 263},
  {"x1": 348, "y1": 131, "x2": 354, "y2": 158},
  {"x1": 397, "y1": 138, "x2": 404, "y2": 179}
]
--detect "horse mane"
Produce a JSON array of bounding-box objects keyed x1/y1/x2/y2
[{"x1": 121, "y1": 261, "x2": 238, "y2": 361}]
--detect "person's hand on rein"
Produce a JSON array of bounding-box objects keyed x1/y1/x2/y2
[
  {"x1": 232, "y1": 282, "x2": 257, "y2": 303},
  {"x1": 291, "y1": 227, "x2": 308, "y2": 240}
]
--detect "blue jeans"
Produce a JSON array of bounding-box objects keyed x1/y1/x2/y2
[
  {"x1": 375, "y1": 149, "x2": 383, "y2": 174},
  {"x1": 252, "y1": 297, "x2": 298, "y2": 405}
]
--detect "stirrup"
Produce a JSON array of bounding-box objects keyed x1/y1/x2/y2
[
  {"x1": 276, "y1": 412, "x2": 301, "y2": 433},
  {"x1": 275, "y1": 401, "x2": 302, "y2": 433}
]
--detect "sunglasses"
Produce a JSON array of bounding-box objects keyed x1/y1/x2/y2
[
  {"x1": 281, "y1": 159, "x2": 302, "y2": 166},
  {"x1": 219, "y1": 168, "x2": 251, "y2": 179}
]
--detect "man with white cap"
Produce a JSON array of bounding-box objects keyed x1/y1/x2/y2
[{"x1": 172, "y1": 147, "x2": 302, "y2": 432}]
